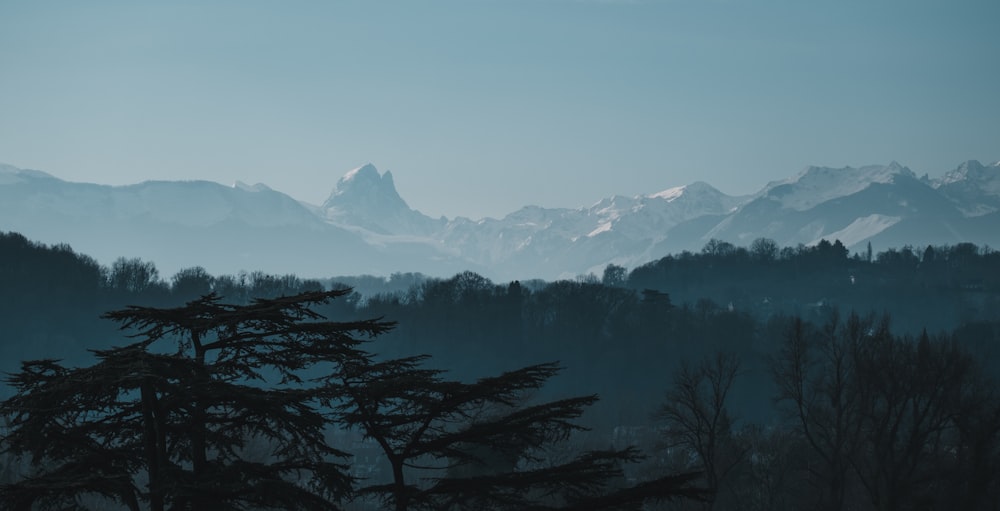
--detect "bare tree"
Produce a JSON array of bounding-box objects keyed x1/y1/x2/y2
[
  {"x1": 657, "y1": 352, "x2": 746, "y2": 508},
  {"x1": 851, "y1": 330, "x2": 976, "y2": 511},
  {"x1": 771, "y1": 313, "x2": 868, "y2": 511},
  {"x1": 773, "y1": 312, "x2": 994, "y2": 511}
]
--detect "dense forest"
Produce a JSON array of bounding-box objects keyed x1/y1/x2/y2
[{"x1": 1, "y1": 229, "x2": 999, "y2": 510}]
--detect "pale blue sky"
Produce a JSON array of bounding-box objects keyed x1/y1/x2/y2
[{"x1": 1, "y1": 0, "x2": 998, "y2": 219}]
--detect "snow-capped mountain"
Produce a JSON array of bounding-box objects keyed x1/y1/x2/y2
[
  {"x1": 0, "y1": 164, "x2": 470, "y2": 279},
  {"x1": 757, "y1": 161, "x2": 915, "y2": 211},
  {"x1": 310, "y1": 163, "x2": 748, "y2": 279},
  {"x1": 432, "y1": 180, "x2": 747, "y2": 278},
  {"x1": 321, "y1": 163, "x2": 444, "y2": 236},
  {"x1": 932, "y1": 160, "x2": 1000, "y2": 217},
  {"x1": 2, "y1": 160, "x2": 999, "y2": 281},
  {"x1": 697, "y1": 162, "x2": 945, "y2": 248}
]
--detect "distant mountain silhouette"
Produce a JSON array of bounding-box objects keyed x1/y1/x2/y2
[{"x1": 2, "y1": 160, "x2": 998, "y2": 280}]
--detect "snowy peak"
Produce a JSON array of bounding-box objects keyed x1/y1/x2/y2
[
  {"x1": 762, "y1": 162, "x2": 916, "y2": 211},
  {"x1": 4, "y1": 158, "x2": 1000, "y2": 282},
  {"x1": 323, "y1": 164, "x2": 409, "y2": 213},
  {"x1": 570, "y1": 180, "x2": 742, "y2": 247},
  {"x1": 885, "y1": 160, "x2": 906, "y2": 172},
  {"x1": 647, "y1": 181, "x2": 727, "y2": 202},
  {"x1": 934, "y1": 160, "x2": 1000, "y2": 217},
  {"x1": 937, "y1": 160, "x2": 999, "y2": 189},
  {"x1": 328, "y1": 164, "x2": 403, "y2": 201},
  {"x1": 321, "y1": 164, "x2": 441, "y2": 236},
  {"x1": 340, "y1": 162, "x2": 376, "y2": 181},
  {"x1": 649, "y1": 185, "x2": 685, "y2": 201},
  {"x1": 337, "y1": 163, "x2": 380, "y2": 187},
  {"x1": 587, "y1": 181, "x2": 737, "y2": 221},
  {"x1": 797, "y1": 162, "x2": 914, "y2": 186}
]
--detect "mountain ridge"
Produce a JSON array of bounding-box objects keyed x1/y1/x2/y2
[{"x1": 2, "y1": 160, "x2": 999, "y2": 281}]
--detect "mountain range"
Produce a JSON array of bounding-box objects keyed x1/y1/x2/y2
[{"x1": 2, "y1": 160, "x2": 999, "y2": 281}]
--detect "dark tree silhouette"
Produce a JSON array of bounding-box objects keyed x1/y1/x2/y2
[
  {"x1": 602, "y1": 264, "x2": 628, "y2": 288},
  {"x1": 1, "y1": 288, "x2": 712, "y2": 511},
  {"x1": 0, "y1": 289, "x2": 393, "y2": 511},
  {"x1": 170, "y1": 266, "x2": 214, "y2": 301},
  {"x1": 324, "y1": 352, "x2": 710, "y2": 511},
  {"x1": 772, "y1": 312, "x2": 997, "y2": 511},
  {"x1": 771, "y1": 313, "x2": 865, "y2": 511},
  {"x1": 850, "y1": 328, "x2": 977, "y2": 511},
  {"x1": 107, "y1": 256, "x2": 164, "y2": 294},
  {"x1": 749, "y1": 238, "x2": 779, "y2": 263},
  {"x1": 657, "y1": 352, "x2": 747, "y2": 509}
]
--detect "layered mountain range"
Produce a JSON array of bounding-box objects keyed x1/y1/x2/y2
[{"x1": 2, "y1": 160, "x2": 999, "y2": 281}]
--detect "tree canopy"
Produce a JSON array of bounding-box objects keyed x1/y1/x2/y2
[
  {"x1": 1, "y1": 290, "x2": 389, "y2": 511},
  {"x1": 1, "y1": 290, "x2": 708, "y2": 510}
]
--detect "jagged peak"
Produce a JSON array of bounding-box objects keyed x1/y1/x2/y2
[
  {"x1": 323, "y1": 163, "x2": 411, "y2": 215},
  {"x1": 338, "y1": 163, "x2": 380, "y2": 185},
  {"x1": 951, "y1": 159, "x2": 986, "y2": 173},
  {"x1": 319, "y1": 164, "x2": 444, "y2": 236},
  {"x1": 329, "y1": 164, "x2": 400, "y2": 197},
  {"x1": 939, "y1": 160, "x2": 992, "y2": 186}
]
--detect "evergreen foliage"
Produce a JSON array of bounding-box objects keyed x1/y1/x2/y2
[
  {"x1": 325, "y1": 354, "x2": 709, "y2": 510},
  {"x1": 2, "y1": 231, "x2": 1000, "y2": 510},
  {"x1": 0, "y1": 289, "x2": 709, "y2": 510},
  {"x1": 1, "y1": 290, "x2": 390, "y2": 511}
]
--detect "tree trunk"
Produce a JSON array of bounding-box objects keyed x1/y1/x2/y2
[
  {"x1": 392, "y1": 459, "x2": 408, "y2": 511},
  {"x1": 140, "y1": 380, "x2": 165, "y2": 511},
  {"x1": 190, "y1": 331, "x2": 209, "y2": 511}
]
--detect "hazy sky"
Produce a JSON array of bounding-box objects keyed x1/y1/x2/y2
[{"x1": 1, "y1": 0, "x2": 998, "y2": 219}]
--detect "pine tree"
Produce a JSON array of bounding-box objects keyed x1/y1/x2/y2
[
  {"x1": 0, "y1": 290, "x2": 392, "y2": 511},
  {"x1": 324, "y1": 352, "x2": 709, "y2": 510},
  {"x1": 2, "y1": 289, "x2": 709, "y2": 511}
]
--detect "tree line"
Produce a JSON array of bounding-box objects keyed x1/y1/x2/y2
[
  {"x1": 1, "y1": 230, "x2": 999, "y2": 509},
  {"x1": 649, "y1": 312, "x2": 1000, "y2": 511}
]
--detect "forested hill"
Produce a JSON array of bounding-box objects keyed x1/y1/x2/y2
[
  {"x1": 2, "y1": 229, "x2": 999, "y2": 418},
  {"x1": 3, "y1": 230, "x2": 1000, "y2": 509},
  {"x1": 626, "y1": 238, "x2": 1000, "y2": 334}
]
